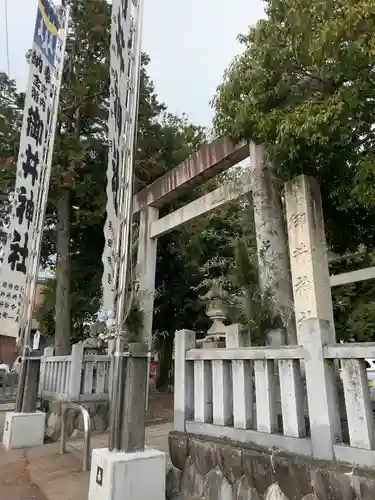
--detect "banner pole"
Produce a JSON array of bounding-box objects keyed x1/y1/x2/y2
[{"x1": 15, "y1": 4, "x2": 70, "y2": 413}]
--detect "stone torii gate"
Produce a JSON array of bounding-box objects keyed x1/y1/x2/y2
[
  {"x1": 134, "y1": 136, "x2": 372, "y2": 349},
  {"x1": 133, "y1": 137, "x2": 296, "y2": 347}
]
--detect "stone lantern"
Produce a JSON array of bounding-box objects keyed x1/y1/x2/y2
[
  {"x1": 83, "y1": 317, "x2": 108, "y2": 355},
  {"x1": 199, "y1": 281, "x2": 229, "y2": 348},
  {"x1": 82, "y1": 335, "x2": 105, "y2": 355}
]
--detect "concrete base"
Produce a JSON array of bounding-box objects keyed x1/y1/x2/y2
[
  {"x1": 2, "y1": 411, "x2": 46, "y2": 449},
  {"x1": 88, "y1": 447, "x2": 166, "y2": 500}
]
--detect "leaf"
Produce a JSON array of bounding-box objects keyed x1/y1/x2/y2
[{"x1": 213, "y1": 0, "x2": 375, "y2": 254}]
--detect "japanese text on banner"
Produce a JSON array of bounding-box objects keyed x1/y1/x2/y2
[
  {"x1": 0, "y1": 0, "x2": 60, "y2": 337},
  {"x1": 101, "y1": 0, "x2": 134, "y2": 312}
]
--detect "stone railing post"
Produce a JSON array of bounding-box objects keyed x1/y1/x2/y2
[
  {"x1": 226, "y1": 324, "x2": 253, "y2": 429},
  {"x1": 267, "y1": 329, "x2": 286, "y2": 417},
  {"x1": 174, "y1": 329, "x2": 196, "y2": 431},
  {"x1": 38, "y1": 347, "x2": 54, "y2": 395},
  {"x1": 199, "y1": 283, "x2": 230, "y2": 425},
  {"x1": 68, "y1": 342, "x2": 84, "y2": 401},
  {"x1": 43, "y1": 347, "x2": 54, "y2": 357},
  {"x1": 300, "y1": 318, "x2": 341, "y2": 460},
  {"x1": 107, "y1": 337, "x2": 116, "y2": 400}
]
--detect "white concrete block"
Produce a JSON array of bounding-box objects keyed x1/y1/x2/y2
[
  {"x1": 2, "y1": 411, "x2": 46, "y2": 449},
  {"x1": 88, "y1": 447, "x2": 166, "y2": 500}
]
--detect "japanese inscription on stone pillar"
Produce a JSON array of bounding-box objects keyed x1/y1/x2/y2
[{"x1": 285, "y1": 175, "x2": 335, "y2": 341}]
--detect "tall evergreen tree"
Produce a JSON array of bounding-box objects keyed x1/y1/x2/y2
[
  {"x1": 47, "y1": 0, "x2": 111, "y2": 353},
  {"x1": 213, "y1": 0, "x2": 375, "y2": 255},
  {"x1": 0, "y1": 73, "x2": 23, "y2": 243}
]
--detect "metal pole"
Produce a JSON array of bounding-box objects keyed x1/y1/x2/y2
[
  {"x1": 15, "y1": 6, "x2": 70, "y2": 413},
  {"x1": 60, "y1": 403, "x2": 91, "y2": 472}
]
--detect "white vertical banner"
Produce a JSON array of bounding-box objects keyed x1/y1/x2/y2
[
  {"x1": 101, "y1": 0, "x2": 136, "y2": 313},
  {"x1": 0, "y1": 0, "x2": 63, "y2": 338}
]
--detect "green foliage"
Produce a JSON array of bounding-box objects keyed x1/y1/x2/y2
[
  {"x1": 330, "y1": 254, "x2": 375, "y2": 342},
  {"x1": 211, "y1": 0, "x2": 375, "y2": 342},
  {"x1": 0, "y1": 73, "x2": 23, "y2": 243},
  {"x1": 33, "y1": 0, "x2": 209, "y2": 343},
  {"x1": 33, "y1": 279, "x2": 55, "y2": 338},
  {"x1": 33, "y1": 240, "x2": 102, "y2": 342},
  {"x1": 213, "y1": 0, "x2": 375, "y2": 254},
  {"x1": 0, "y1": 73, "x2": 22, "y2": 175},
  {"x1": 4, "y1": 0, "x2": 375, "y2": 349},
  {"x1": 179, "y1": 174, "x2": 279, "y2": 344},
  {"x1": 231, "y1": 238, "x2": 281, "y2": 345}
]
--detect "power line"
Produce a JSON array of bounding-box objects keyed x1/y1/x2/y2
[{"x1": 4, "y1": 0, "x2": 10, "y2": 76}]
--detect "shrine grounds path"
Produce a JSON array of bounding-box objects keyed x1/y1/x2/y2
[
  {"x1": 0, "y1": 391, "x2": 174, "y2": 499},
  {"x1": 0, "y1": 422, "x2": 172, "y2": 500}
]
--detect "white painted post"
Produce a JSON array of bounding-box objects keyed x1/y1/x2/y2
[
  {"x1": 341, "y1": 359, "x2": 375, "y2": 449},
  {"x1": 278, "y1": 359, "x2": 305, "y2": 437},
  {"x1": 107, "y1": 338, "x2": 116, "y2": 355},
  {"x1": 62, "y1": 360, "x2": 69, "y2": 394},
  {"x1": 174, "y1": 329, "x2": 196, "y2": 431},
  {"x1": 137, "y1": 206, "x2": 159, "y2": 348},
  {"x1": 194, "y1": 359, "x2": 213, "y2": 423},
  {"x1": 95, "y1": 361, "x2": 106, "y2": 395},
  {"x1": 226, "y1": 324, "x2": 253, "y2": 429},
  {"x1": 56, "y1": 362, "x2": 62, "y2": 394},
  {"x1": 285, "y1": 175, "x2": 335, "y2": 342},
  {"x1": 299, "y1": 318, "x2": 341, "y2": 460},
  {"x1": 254, "y1": 359, "x2": 278, "y2": 433},
  {"x1": 107, "y1": 338, "x2": 115, "y2": 399},
  {"x1": 39, "y1": 347, "x2": 54, "y2": 394},
  {"x1": 212, "y1": 360, "x2": 232, "y2": 426},
  {"x1": 44, "y1": 347, "x2": 54, "y2": 356},
  {"x1": 83, "y1": 360, "x2": 94, "y2": 395},
  {"x1": 67, "y1": 342, "x2": 84, "y2": 401},
  {"x1": 267, "y1": 328, "x2": 284, "y2": 419}
]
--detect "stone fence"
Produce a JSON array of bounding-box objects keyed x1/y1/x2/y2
[
  {"x1": 39, "y1": 343, "x2": 111, "y2": 402},
  {"x1": 171, "y1": 318, "x2": 375, "y2": 499},
  {"x1": 38, "y1": 343, "x2": 112, "y2": 440}
]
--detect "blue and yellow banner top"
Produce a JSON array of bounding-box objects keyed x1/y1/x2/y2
[{"x1": 33, "y1": 0, "x2": 60, "y2": 67}]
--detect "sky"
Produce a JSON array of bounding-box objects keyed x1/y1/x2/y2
[{"x1": 0, "y1": 0, "x2": 265, "y2": 127}]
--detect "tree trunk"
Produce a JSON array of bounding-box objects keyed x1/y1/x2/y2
[
  {"x1": 156, "y1": 333, "x2": 174, "y2": 391},
  {"x1": 250, "y1": 143, "x2": 297, "y2": 345},
  {"x1": 54, "y1": 188, "x2": 71, "y2": 355}
]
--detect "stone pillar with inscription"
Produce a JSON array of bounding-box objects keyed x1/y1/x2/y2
[
  {"x1": 284, "y1": 175, "x2": 335, "y2": 342},
  {"x1": 250, "y1": 142, "x2": 296, "y2": 344}
]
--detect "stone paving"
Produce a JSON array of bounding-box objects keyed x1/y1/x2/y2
[
  {"x1": 70, "y1": 422, "x2": 172, "y2": 456},
  {"x1": 0, "y1": 422, "x2": 172, "y2": 500}
]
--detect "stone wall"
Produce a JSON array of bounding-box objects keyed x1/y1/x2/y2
[
  {"x1": 167, "y1": 431, "x2": 375, "y2": 500},
  {"x1": 42, "y1": 400, "x2": 108, "y2": 441}
]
